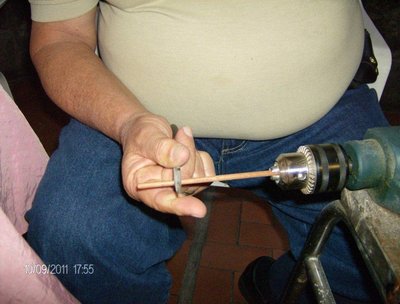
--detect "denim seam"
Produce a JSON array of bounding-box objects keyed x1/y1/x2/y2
[
  {"x1": 217, "y1": 155, "x2": 224, "y2": 175},
  {"x1": 221, "y1": 140, "x2": 248, "y2": 155}
]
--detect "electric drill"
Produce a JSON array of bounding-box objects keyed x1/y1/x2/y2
[{"x1": 270, "y1": 126, "x2": 400, "y2": 214}]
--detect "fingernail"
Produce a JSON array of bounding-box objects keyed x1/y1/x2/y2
[
  {"x1": 192, "y1": 212, "x2": 204, "y2": 218},
  {"x1": 192, "y1": 208, "x2": 206, "y2": 218},
  {"x1": 182, "y1": 126, "x2": 192, "y2": 138}
]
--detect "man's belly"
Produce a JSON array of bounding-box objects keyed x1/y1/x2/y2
[{"x1": 98, "y1": 0, "x2": 364, "y2": 140}]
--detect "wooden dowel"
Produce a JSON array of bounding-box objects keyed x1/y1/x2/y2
[{"x1": 137, "y1": 170, "x2": 275, "y2": 190}]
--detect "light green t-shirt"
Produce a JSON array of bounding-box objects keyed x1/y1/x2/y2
[{"x1": 30, "y1": 0, "x2": 364, "y2": 140}]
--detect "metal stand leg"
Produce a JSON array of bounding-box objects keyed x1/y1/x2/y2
[
  {"x1": 280, "y1": 200, "x2": 343, "y2": 304},
  {"x1": 280, "y1": 188, "x2": 400, "y2": 304}
]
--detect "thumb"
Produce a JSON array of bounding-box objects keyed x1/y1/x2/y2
[{"x1": 145, "y1": 136, "x2": 190, "y2": 168}]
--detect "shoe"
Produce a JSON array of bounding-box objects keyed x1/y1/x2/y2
[{"x1": 238, "y1": 256, "x2": 275, "y2": 304}]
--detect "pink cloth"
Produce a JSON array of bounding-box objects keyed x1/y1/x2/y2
[
  {"x1": 0, "y1": 86, "x2": 48, "y2": 234},
  {"x1": 0, "y1": 85, "x2": 79, "y2": 303}
]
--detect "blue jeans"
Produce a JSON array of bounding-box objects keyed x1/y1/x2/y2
[{"x1": 26, "y1": 85, "x2": 388, "y2": 303}]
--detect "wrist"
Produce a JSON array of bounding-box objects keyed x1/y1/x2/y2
[{"x1": 118, "y1": 112, "x2": 171, "y2": 149}]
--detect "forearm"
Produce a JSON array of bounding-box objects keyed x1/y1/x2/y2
[
  {"x1": 28, "y1": 8, "x2": 214, "y2": 217},
  {"x1": 32, "y1": 39, "x2": 148, "y2": 144}
]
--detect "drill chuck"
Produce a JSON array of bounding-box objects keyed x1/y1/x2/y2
[
  {"x1": 271, "y1": 144, "x2": 349, "y2": 194},
  {"x1": 270, "y1": 127, "x2": 399, "y2": 213}
]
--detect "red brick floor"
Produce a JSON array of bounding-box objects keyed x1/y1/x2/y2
[{"x1": 167, "y1": 187, "x2": 289, "y2": 304}]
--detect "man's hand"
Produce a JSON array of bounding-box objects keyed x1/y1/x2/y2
[{"x1": 120, "y1": 113, "x2": 215, "y2": 218}]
